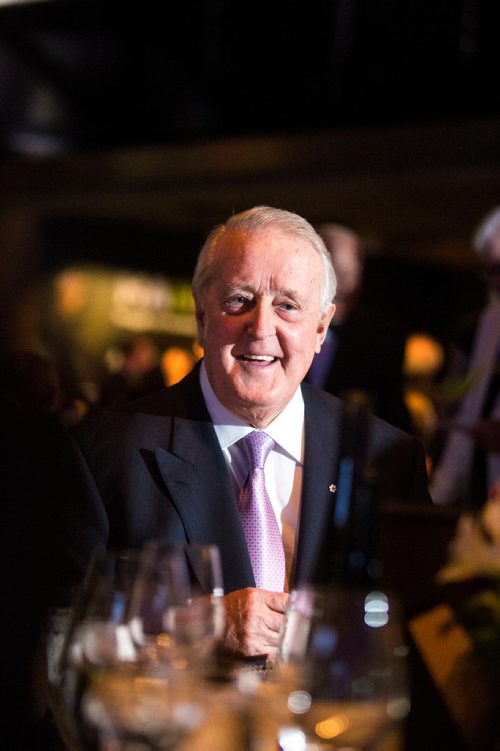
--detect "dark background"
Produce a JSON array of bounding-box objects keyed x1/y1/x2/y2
[
  {"x1": 0, "y1": 0, "x2": 498, "y2": 154},
  {"x1": 0, "y1": 0, "x2": 498, "y2": 346}
]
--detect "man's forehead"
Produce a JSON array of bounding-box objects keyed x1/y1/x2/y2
[{"x1": 219, "y1": 226, "x2": 313, "y2": 252}]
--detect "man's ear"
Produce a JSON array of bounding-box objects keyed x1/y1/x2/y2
[
  {"x1": 315, "y1": 304, "x2": 336, "y2": 353},
  {"x1": 195, "y1": 305, "x2": 206, "y2": 349}
]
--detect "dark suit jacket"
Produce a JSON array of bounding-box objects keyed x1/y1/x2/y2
[{"x1": 69, "y1": 362, "x2": 430, "y2": 595}]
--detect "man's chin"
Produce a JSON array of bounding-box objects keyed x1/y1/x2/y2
[
  {"x1": 230, "y1": 383, "x2": 294, "y2": 424},
  {"x1": 233, "y1": 370, "x2": 282, "y2": 399}
]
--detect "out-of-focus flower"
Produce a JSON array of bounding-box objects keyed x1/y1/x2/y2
[
  {"x1": 437, "y1": 481, "x2": 500, "y2": 711},
  {"x1": 437, "y1": 482, "x2": 500, "y2": 584}
]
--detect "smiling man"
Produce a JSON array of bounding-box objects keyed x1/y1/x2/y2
[
  {"x1": 68, "y1": 206, "x2": 431, "y2": 659},
  {"x1": 193, "y1": 214, "x2": 335, "y2": 427}
]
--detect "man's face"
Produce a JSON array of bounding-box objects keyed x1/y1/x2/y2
[{"x1": 196, "y1": 227, "x2": 335, "y2": 426}]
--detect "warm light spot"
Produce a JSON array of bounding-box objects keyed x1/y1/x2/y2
[
  {"x1": 404, "y1": 332, "x2": 444, "y2": 377},
  {"x1": 133, "y1": 675, "x2": 168, "y2": 691},
  {"x1": 404, "y1": 389, "x2": 438, "y2": 443},
  {"x1": 156, "y1": 633, "x2": 173, "y2": 649},
  {"x1": 161, "y1": 346, "x2": 194, "y2": 385},
  {"x1": 315, "y1": 713, "x2": 350, "y2": 739},
  {"x1": 54, "y1": 269, "x2": 90, "y2": 318}
]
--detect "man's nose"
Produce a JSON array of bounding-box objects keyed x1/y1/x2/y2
[{"x1": 248, "y1": 300, "x2": 275, "y2": 338}]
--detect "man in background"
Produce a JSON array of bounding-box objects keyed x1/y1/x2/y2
[
  {"x1": 431, "y1": 207, "x2": 500, "y2": 506},
  {"x1": 97, "y1": 334, "x2": 166, "y2": 408},
  {"x1": 305, "y1": 223, "x2": 413, "y2": 433}
]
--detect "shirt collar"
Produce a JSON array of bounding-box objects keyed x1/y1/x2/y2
[{"x1": 199, "y1": 360, "x2": 304, "y2": 463}]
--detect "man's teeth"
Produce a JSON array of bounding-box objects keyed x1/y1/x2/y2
[{"x1": 241, "y1": 355, "x2": 276, "y2": 362}]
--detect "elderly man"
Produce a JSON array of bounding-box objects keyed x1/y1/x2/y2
[{"x1": 69, "y1": 206, "x2": 430, "y2": 658}]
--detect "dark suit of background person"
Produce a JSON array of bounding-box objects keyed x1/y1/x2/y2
[
  {"x1": 66, "y1": 206, "x2": 431, "y2": 661},
  {"x1": 305, "y1": 223, "x2": 414, "y2": 434}
]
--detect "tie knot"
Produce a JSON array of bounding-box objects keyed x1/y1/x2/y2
[{"x1": 242, "y1": 431, "x2": 275, "y2": 470}]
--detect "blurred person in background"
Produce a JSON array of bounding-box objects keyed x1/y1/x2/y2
[
  {"x1": 443, "y1": 206, "x2": 500, "y2": 380},
  {"x1": 304, "y1": 223, "x2": 414, "y2": 433},
  {"x1": 97, "y1": 334, "x2": 166, "y2": 408},
  {"x1": 0, "y1": 349, "x2": 88, "y2": 427},
  {"x1": 430, "y1": 207, "x2": 500, "y2": 507}
]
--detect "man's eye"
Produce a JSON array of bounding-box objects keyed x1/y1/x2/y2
[
  {"x1": 224, "y1": 295, "x2": 252, "y2": 310},
  {"x1": 279, "y1": 302, "x2": 298, "y2": 312}
]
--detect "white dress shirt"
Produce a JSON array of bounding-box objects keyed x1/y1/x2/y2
[{"x1": 199, "y1": 362, "x2": 304, "y2": 583}]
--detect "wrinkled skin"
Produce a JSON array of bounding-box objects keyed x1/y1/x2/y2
[
  {"x1": 196, "y1": 227, "x2": 334, "y2": 429},
  {"x1": 222, "y1": 588, "x2": 289, "y2": 659}
]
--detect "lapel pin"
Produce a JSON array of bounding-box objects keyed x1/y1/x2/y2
[{"x1": 329, "y1": 484, "x2": 337, "y2": 493}]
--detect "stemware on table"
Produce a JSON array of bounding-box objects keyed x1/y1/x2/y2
[
  {"x1": 265, "y1": 584, "x2": 411, "y2": 751},
  {"x1": 51, "y1": 542, "x2": 225, "y2": 750},
  {"x1": 127, "y1": 540, "x2": 225, "y2": 671},
  {"x1": 50, "y1": 542, "x2": 410, "y2": 750},
  {"x1": 50, "y1": 548, "x2": 142, "y2": 749}
]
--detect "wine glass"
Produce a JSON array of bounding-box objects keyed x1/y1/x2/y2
[
  {"x1": 50, "y1": 548, "x2": 143, "y2": 750},
  {"x1": 127, "y1": 540, "x2": 225, "y2": 671},
  {"x1": 53, "y1": 545, "x2": 218, "y2": 750},
  {"x1": 266, "y1": 585, "x2": 411, "y2": 751},
  {"x1": 81, "y1": 659, "x2": 208, "y2": 751}
]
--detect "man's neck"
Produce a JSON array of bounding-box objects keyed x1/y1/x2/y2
[{"x1": 199, "y1": 360, "x2": 303, "y2": 432}]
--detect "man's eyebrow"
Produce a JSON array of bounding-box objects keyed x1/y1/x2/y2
[
  {"x1": 227, "y1": 282, "x2": 254, "y2": 291},
  {"x1": 224, "y1": 283, "x2": 304, "y2": 300},
  {"x1": 278, "y1": 288, "x2": 301, "y2": 299}
]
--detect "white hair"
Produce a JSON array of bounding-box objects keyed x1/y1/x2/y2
[{"x1": 192, "y1": 205, "x2": 337, "y2": 316}]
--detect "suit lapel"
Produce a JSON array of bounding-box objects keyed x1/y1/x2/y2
[
  {"x1": 153, "y1": 376, "x2": 254, "y2": 593},
  {"x1": 292, "y1": 386, "x2": 342, "y2": 587},
  {"x1": 150, "y1": 369, "x2": 343, "y2": 593}
]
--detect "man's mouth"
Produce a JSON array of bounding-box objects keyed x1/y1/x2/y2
[{"x1": 237, "y1": 354, "x2": 278, "y2": 363}]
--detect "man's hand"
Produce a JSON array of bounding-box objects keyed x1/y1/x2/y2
[{"x1": 221, "y1": 587, "x2": 289, "y2": 658}]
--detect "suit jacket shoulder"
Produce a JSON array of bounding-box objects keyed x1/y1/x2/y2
[{"x1": 70, "y1": 365, "x2": 254, "y2": 593}]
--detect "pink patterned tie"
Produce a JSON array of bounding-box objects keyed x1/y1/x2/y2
[{"x1": 239, "y1": 431, "x2": 286, "y2": 592}]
